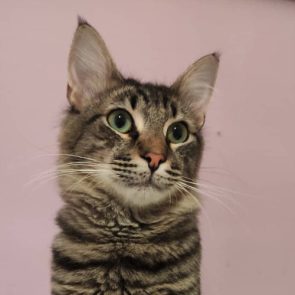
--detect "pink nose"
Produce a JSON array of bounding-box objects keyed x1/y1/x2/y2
[{"x1": 144, "y1": 152, "x2": 165, "y2": 171}]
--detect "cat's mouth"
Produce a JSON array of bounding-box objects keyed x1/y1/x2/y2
[
  {"x1": 143, "y1": 177, "x2": 164, "y2": 190},
  {"x1": 118, "y1": 174, "x2": 166, "y2": 191}
]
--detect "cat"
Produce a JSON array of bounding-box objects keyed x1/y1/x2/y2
[{"x1": 51, "y1": 17, "x2": 219, "y2": 295}]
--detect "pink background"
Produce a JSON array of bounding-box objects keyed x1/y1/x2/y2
[{"x1": 1, "y1": 0, "x2": 295, "y2": 294}]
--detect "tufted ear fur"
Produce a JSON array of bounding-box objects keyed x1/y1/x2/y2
[
  {"x1": 67, "y1": 18, "x2": 123, "y2": 111},
  {"x1": 171, "y1": 53, "x2": 219, "y2": 128}
]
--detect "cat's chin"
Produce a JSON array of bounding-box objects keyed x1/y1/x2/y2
[{"x1": 111, "y1": 180, "x2": 174, "y2": 208}]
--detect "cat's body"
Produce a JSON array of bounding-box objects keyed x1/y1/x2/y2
[
  {"x1": 53, "y1": 188, "x2": 200, "y2": 294},
  {"x1": 51, "y1": 18, "x2": 219, "y2": 295}
]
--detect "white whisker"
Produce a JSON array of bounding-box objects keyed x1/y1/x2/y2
[
  {"x1": 179, "y1": 181, "x2": 236, "y2": 216},
  {"x1": 175, "y1": 183, "x2": 215, "y2": 237}
]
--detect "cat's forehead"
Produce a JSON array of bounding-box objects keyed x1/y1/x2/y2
[{"x1": 104, "y1": 83, "x2": 182, "y2": 125}]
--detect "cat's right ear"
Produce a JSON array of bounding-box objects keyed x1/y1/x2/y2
[
  {"x1": 67, "y1": 18, "x2": 122, "y2": 111},
  {"x1": 171, "y1": 53, "x2": 219, "y2": 128}
]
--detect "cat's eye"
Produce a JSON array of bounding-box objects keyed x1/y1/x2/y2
[
  {"x1": 167, "y1": 122, "x2": 189, "y2": 144},
  {"x1": 107, "y1": 109, "x2": 133, "y2": 133}
]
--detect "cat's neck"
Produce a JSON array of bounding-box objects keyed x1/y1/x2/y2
[
  {"x1": 60, "y1": 185, "x2": 199, "y2": 228},
  {"x1": 58, "y1": 173, "x2": 200, "y2": 225},
  {"x1": 56, "y1": 185, "x2": 200, "y2": 248}
]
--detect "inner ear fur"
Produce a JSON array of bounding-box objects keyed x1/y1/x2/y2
[{"x1": 171, "y1": 53, "x2": 219, "y2": 128}]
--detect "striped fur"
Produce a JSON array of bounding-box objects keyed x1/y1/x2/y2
[
  {"x1": 52, "y1": 191, "x2": 200, "y2": 294},
  {"x1": 52, "y1": 19, "x2": 219, "y2": 295}
]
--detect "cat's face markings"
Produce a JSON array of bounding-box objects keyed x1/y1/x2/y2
[
  {"x1": 84, "y1": 85, "x2": 194, "y2": 206},
  {"x1": 71, "y1": 83, "x2": 204, "y2": 207}
]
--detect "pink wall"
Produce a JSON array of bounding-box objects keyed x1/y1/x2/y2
[{"x1": 1, "y1": 1, "x2": 295, "y2": 294}]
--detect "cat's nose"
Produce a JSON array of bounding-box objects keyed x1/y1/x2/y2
[{"x1": 143, "y1": 152, "x2": 166, "y2": 171}]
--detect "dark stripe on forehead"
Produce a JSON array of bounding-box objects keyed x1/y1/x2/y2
[
  {"x1": 154, "y1": 91, "x2": 161, "y2": 106},
  {"x1": 130, "y1": 95, "x2": 138, "y2": 109},
  {"x1": 163, "y1": 95, "x2": 169, "y2": 108},
  {"x1": 137, "y1": 88, "x2": 149, "y2": 104},
  {"x1": 171, "y1": 103, "x2": 177, "y2": 117}
]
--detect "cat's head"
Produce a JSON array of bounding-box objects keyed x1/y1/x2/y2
[{"x1": 59, "y1": 19, "x2": 219, "y2": 209}]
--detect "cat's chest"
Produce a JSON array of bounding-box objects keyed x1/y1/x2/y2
[
  {"x1": 104, "y1": 219, "x2": 143, "y2": 239},
  {"x1": 93, "y1": 207, "x2": 149, "y2": 241},
  {"x1": 54, "y1": 205, "x2": 199, "y2": 294}
]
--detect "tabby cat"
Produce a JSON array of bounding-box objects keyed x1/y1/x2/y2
[{"x1": 51, "y1": 18, "x2": 219, "y2": 295}]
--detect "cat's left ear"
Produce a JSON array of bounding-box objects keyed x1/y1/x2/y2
[
  {"x1": 67, "y1": 18, "x2": 123, "y2": 111},
  {"x1": 171, "y1": 53, "x2": 219, "y2": 128}
]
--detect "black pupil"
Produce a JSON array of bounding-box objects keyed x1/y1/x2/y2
[
  {"x1": 172, "y1": 125, "x2": 183, "y2": 140},
  {"x1": 115, "y1": 113, "x2": 126, "y2": 129}
]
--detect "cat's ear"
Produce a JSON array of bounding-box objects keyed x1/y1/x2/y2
[
  {"x1": 67, "y1": 18, "x2": 123, "y2": 111},
  {"x1": 171, "y1": 53, "x2": 219, "y2": 128}
]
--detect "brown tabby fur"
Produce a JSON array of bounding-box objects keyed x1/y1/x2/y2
[{"x1": 51, "y1": 18, "x2": 219, "y2": 295}]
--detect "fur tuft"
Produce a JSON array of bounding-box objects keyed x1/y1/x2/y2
[
  {"x1": 212, "y1": 51, "x2": 221, "y2": 61},
  {"x1": 77, "y1": 15, "x2": 89, "y2": 27}
]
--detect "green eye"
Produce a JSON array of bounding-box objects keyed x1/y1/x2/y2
[
  {"x1": 107, "y1": 109, "x2": 133, "y2": 133},
  {"x1": 167, "y1": 122, "x2": 189, "y2": 144}
]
